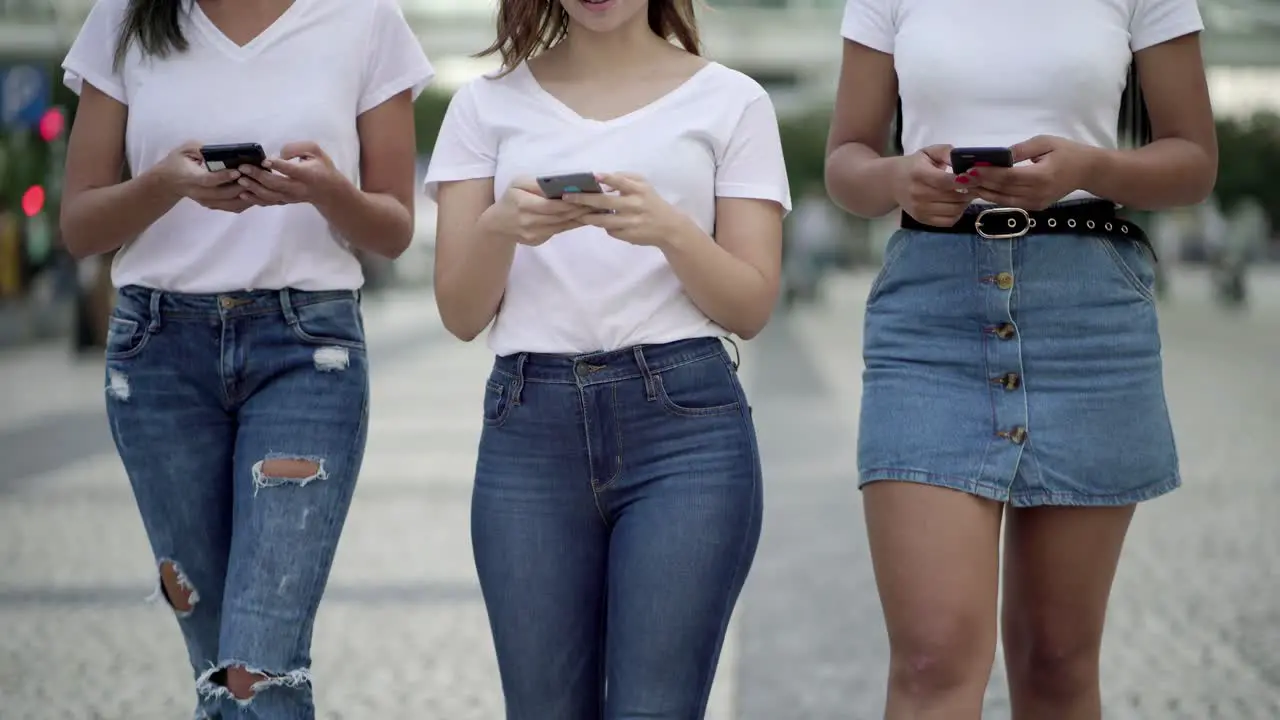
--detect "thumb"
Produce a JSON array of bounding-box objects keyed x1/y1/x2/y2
[
  {"x1": 1011, "y1": 136, "x2": 1054, "y2": 163},
  {"x1": 919, "y1": 144, "x2": 954, "y2": 169},
  {"x1": 280, "y1": 141, "x2": 320, "y2": 160}
]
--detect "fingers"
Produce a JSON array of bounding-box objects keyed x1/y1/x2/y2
[
  {"x1": 595, "y1": 172, "x2": 645, "y2": 194},
  {"x1": 240, "y1": 165, "x2": 303, "y2": 195},
  {"x1": 237, "y1": 177, "x2": 289, "y2": 205},
  {"x1": 1010, "y1": 135, "x2": 1053, "y2": 163},
  {"x1": 520, "y1": 192, "x2": 593, "y2": 216},
  {"x1": 911, "y1": 201, "x2": 969, "y2": 227},
  {"x1": 261, "y1": 157, "x2": 316, "y2": 182},
  {"x1": 279, "y1": 141, "x2": 323, "y2": 160},
  {"x1": 510, "y1": 177, "x2": 543, "y2": 195},
  {"x1": 189, "y1": 182, "x2": 245, "y2": 202},
  {"x1": 919, "y1": 144, "x2": 954, "y2": 169},
  {"x1": 199, "y1": 199, "x2": 256, "y2": 213},
  {"x1": 912, "y1": 162, "x2": 964, "y2": 194},
  {"x1": 561, "y1": 192, "x2": 626, "y2": 211},
  {"x1": 199, "y1": 168, "x2": 242, "y2": 187}
]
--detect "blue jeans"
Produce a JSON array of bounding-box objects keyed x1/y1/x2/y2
[
  {"x1": 472, "y1": 337, "x2": 762, "y2": 720},
  {"x1": 104, "y1": 285, "x2": 370, "y2": 719}
]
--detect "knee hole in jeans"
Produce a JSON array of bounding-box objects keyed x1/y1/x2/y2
[
  {"x1": 157, "y1": 560, "x2": 198, "y2": 615},
  {"x1": 251, "y1": 456, "x2": 327, "y2": 493}
]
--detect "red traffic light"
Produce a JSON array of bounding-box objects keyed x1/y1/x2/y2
[
  {"x1": 21, "y1": 185, "x2": 45, "y2": 217},
  {"x1": 38, "y1": 108, "x2": 66, "y2": 142}
]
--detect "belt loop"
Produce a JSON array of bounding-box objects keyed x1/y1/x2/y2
[
  {"x1": 512, "y1": 353, "x2": 527, "y2": 405},
  {"x1": 723, "y1": 336, "x2": 741, "y2": 371},
  {"x1": 279, "y1": 289, "x2": 298, "y2": 324},
  {"x1": 147, "y1": 289, "x2": 163, "y2": 333},
  {"x1": 633, "y1": 346, "x2": 657, "y2": 402}
]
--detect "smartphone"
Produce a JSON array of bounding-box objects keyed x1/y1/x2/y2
[
  {"x1": 200, "y1": 143, "x2": 267, "y2": 172},
  {"x1": 537, "y1": 172, "x2": 604, "y2": 200},
  {"x1": 950, "y1": 147, "x2": 1014, "y2": 175}
]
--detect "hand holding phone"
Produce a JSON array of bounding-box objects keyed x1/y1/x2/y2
[
  {"x1": 482, "y1": 176, "x2": 595, "y2": 247},
  {"x1": 536, "y1": 172, "x2": 604, "y2": 200},
  {"x1": 950, "y1": 147, "x2": 1014, "y2": 176},
  {"x1": 200, "y1": 143, "x2": 267, "y2": 173}
]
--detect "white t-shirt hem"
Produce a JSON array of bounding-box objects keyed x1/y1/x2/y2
[
  {"x1": 1130, "y1": 23, "x2": 1203, "y2": 52},
  {"x1": 423, "y1": 164, "x2": 496, "y2": 201},
  {"x1": 715, "y1": 182, "x2": 793, "y2": 217},
  {"x1": 62, "y1": 65, "x2": 126, "y2": 104},
  {"x1": 840, "y1": 30, "x2": 893, "y2": 54},
  {"x1": 358, "y1": 70, "x2": 435, "y2": 115}
]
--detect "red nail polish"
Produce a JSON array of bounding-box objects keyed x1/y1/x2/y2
[
  {"x1": 974, "y1": 161, "x2": 992, "y2": 167},
  {"x1": 956, "y1": 175, "x2": 970, "y2": 184},
  {"x1": 967, "y1": 169, "x2": 980, "y2": 176}
]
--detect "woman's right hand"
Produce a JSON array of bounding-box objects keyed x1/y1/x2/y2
[
  {"x1": 892, "y1": 144, "x2": 972, "y2": 227},
  {"x1": 480, "y1": 177, "x2": 593, "y2": 246},
  {"x1": 153, "y1": 142, "x2": 256, "y2": 213}
]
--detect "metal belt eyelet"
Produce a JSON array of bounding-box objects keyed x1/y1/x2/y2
[
  {"x1": 1047, "y1": 218, "x2": 1057, "y2": 228},
  {"x1": 1086, "y1": 220, "x2": 1095, "y2": 229},
  {"x1": 1105, "y1": 222, "x2": 1113, "y2": 231},
  {"x1": 1028, "y1": 218, "x2": 1037, "y2": 228},
  {"x1": 1067, "y1": 218, "x2": 1077, "y2": 228},
  {"x1": 1121, "y1": 226, "x2": 1129, "y2": 233},
  {"x1": 974, "y1": 207, "x2": 1031, "y2": 239}
]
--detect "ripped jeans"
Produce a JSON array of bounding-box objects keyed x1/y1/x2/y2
[{"x1": 104, "y1": 285, "x2": 369, "y2": 719}]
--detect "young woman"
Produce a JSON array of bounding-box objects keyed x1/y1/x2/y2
[
  {"x1": 60, "y1": 0, "x2": 432, "y2": 715},
  {"x1": 425, "y1": 0, "x2": 790, "y2": 715},
  {"x1": 826, "y1": 1, "x2": 1215, "y2": 718}
]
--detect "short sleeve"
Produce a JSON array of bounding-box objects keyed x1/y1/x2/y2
[
  {"x1": 716, "y1": 91, "x2": 792, "y2": 216},
  {"x1": 62, "y1": 0, "x2": 128, "y2": 103},
  {"x1": 841, "y1": 0, "x2": 896, "y2": 53},
  {"x1": 1130, "y1": 0, "x2": 1204, "y2": 52},
  {"x1": 358, "y1": 0, "x2": 435, "y2": 115},
  {"x1": 423, "y1": 82, "x2": 497, "y2": 201}
]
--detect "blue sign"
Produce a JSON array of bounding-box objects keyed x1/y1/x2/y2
[{"x1": 0, "y1": 64, "x2": 51, "y2": 129}]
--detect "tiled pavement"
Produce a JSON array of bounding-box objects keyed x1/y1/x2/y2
[{"x1": 1, "y1": 267, "x2": 1278, "y2": 719}]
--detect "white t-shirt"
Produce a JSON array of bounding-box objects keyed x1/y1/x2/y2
[
  {"x1": 62, "y1": 0, "x2": 434, "y2": 293},
  {"x1": 425, "y1": 61, "x2": 792, "y2": 356},
  {"x1": 841, "y1": 0, "x2": 1203, "y2": 203}
]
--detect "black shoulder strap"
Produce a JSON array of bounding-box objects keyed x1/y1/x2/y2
[{"x1": 891, "y1": 62, "x2": 1150, "y2": 156}]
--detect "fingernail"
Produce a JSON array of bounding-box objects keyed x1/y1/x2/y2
[
  {"x1": 974, "y1": 161, "x2": 992, "y2": 167},
  {"x1": 262, "y1": 160, "x2": 272, "y2": 168},
  {"x1": 967, "y1": 169, "x2": 980, "y2": 176},
  {"x1": 230, "y1": 171, "x2": 241, "y2": 179},
  {"x1": 956, "y1": 176, "x2": 970, "y2": 184},
  {"x1": 238, "y1": 179, "x2": 249, "y2": 186}
]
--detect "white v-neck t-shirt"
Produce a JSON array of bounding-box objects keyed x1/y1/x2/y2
[
  {"x1": 841, "y1": 0, "x2": 1203, "y2": 203},
  {"x1": 62, "y1": 0, "x2": 434, "y2": 293},
  {"x1": 424, "y1": 62, "x2": 792, "y2": 356}
]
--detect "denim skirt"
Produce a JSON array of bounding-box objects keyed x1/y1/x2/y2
[{"x1": 857, "y1": 228, "x2": 1180, "y2": 507}]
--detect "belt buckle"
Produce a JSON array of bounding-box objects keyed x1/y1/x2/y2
[{"x1": 974, "y1": 207, "x2": 1031, "y2": 239}]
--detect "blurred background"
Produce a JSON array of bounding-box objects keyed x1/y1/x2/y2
[{"x1": 1, "y1": 1, "x2": 1277, "y2": 718}]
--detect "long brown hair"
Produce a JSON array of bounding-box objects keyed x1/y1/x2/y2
[
  {"x1": 113, "y1": 0, "x2": 189, "y2": 70},
  {"x1": 478, "y1": 0, "x2": 701, "y2": 74}
]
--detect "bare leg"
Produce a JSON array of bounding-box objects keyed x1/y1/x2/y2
[
  {"x1": 1001, "y1": 505, "x2": 1136, "y2": 720},
  {"x1": 865, "y1": 482, "x2": 1004, "y2": 720}
]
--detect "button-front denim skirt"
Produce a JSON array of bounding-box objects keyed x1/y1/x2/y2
[{"x1": 857, "y1": 228, "x2": 1180, "y2": 507}]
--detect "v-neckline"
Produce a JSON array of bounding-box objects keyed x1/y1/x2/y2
[
  {"x1": 191, "y1": 0, "x2": 307, "y2": 60},
  {"x1": 518, "y1": 61, "x2": 717, "y2": 128}
]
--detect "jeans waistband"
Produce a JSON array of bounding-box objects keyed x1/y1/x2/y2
[
  {"x1": 116, "y1": 285, "x2": 361, "y2": 323},
  {"x1": 492, "y1": 336, "x2": 732, "y2": 387}
]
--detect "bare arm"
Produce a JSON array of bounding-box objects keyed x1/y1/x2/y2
[
  {"x1": 312, "y1": 90, "x2": 418, "y2": 259},
  {"x1": 60, "y1": 83, "x2": 180, "y2": 259},
  {"x1": 1081, "y1": 33, "x2": 1218, "y2": 209},
  {"x1": 824, "y1": 40, "x2": 910, "y2": 218},
  {"x1": 432, "y1": 179, "x2": 515, "y2": 341},
  {"x1": 661, "y1": 198, "x2": 784, "y2": 340}
]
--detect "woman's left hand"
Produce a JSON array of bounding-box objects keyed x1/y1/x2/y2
[
  {"x1": 561, "y1": 173, "x2": 689, "y2": 247},
  {"x1": 236, "y1": 142, "x2": 344, "y2": 207},
  {"x1": 971, "y1": 135, "x2": 1102, "y2": 211}
]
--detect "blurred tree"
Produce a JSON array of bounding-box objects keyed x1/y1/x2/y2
[
  {"x1": 1214, "y1": 111, "x2": 1280, "y2": 229},
  {"x1": 414, "y1": 89, "x2": 454, "y2": 157},
  {"x1": 777, "y1": 107, "x2": 831, "y2": 197}
]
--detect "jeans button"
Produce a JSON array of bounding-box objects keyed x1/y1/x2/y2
[
  {"x1": 992, "y1": 323, "x2": 1016, "y2": 340},
  {"x1": 994, "y1": 372, "x2": 1021, "y2": 390},
  {"x1": 995, "y1": 272, "x2": 1014, "y2": 290}
]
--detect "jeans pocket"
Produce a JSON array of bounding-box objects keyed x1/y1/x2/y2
[
  {"x1": 483, "y1": 376, "x2": 514, "y2": 427},
  {"x1": 1095, "y1": 237, "x2": 1156, "y2": 303},
  {"x1": 866, "y1": 230, "x2": 916, "y2": 307},
  {"x1": 104, "y1": 315, "x2": 150, "y2": 360},
  {"x1": 655, "y1": 355, "x2": 742, "y2": 418},
  {"x1": 290, "y1": 297, "x2": 366, "y2": 349}
]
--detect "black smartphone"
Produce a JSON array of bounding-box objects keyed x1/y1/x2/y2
[
  {"x1": 200, "y1": 143, "x2": 267, "y2": 172},
  {"x1": 950, "y1": 147, "x2": 1014, "y2": 175},
  {"x1": 537, "y1": 172, "x2": 604, "y2": 199}
]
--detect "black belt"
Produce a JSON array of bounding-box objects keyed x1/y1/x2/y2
[{"x1": 901, "y1": 200, "x2": 1152, "y2": 254}]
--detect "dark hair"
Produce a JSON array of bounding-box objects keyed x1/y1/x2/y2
[
  {"x1": 113, "y1": 0, "x2": 189, "y2": 69},
  {"x1": 478, "y1": 0, "x2": 700, "y2": 74}
]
